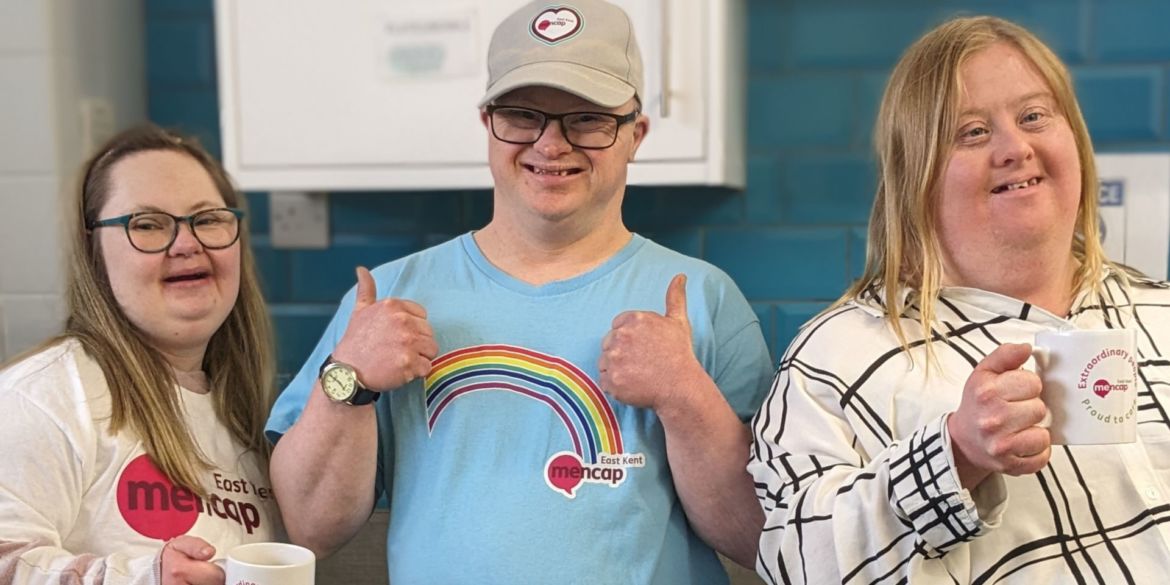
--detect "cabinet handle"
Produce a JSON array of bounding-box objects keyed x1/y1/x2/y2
[{"x1": 658, "y1": 0, "x2": 671, "y2": 118}]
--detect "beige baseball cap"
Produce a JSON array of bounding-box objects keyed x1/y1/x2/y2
[{"x1": 478, "y1": 0, "x2": 644, "y2": 109}]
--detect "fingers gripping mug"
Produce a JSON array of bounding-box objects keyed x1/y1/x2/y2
[
  {"x1": 222, "y1": 542, "x2": 315, "y2": 585},
  {"x1": 1033, "y1": 329, "x2": 1138, "y2": 445}
]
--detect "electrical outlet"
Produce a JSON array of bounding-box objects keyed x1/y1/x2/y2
[{"x1": 270, "y1": 191, "x2": 329, "y2": 249}]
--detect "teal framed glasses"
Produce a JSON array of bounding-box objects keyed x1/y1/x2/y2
[{"x1": 89, "y1": 207, "x2": 244, "y2": 253}]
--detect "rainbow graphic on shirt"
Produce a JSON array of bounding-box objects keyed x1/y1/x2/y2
[{"x1": 424, "y1": 344, "x2": 645, "y2": 498}]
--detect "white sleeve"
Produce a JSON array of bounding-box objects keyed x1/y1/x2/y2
[
  {"x1": 748, "y1": 348, "x2": 1007, "y2": 584},
  {"x1": 0, "y1": 392, "x2": 158, "y2": 585}
]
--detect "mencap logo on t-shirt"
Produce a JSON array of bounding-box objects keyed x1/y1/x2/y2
[
  {"x1": 116, "y1": 455, "x2": 199, "y2": 540},
  {"x1": 116, "y1": 454, "x2": 265, "y2": 539}
]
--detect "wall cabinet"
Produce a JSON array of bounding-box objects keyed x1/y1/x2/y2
[{"x1": 214, "y1": 0, "x2": 745, "y2": 191}]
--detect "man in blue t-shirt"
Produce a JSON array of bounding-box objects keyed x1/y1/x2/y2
[{"x1": 267, "y1": 1, "x2": 773, "y2": 583}]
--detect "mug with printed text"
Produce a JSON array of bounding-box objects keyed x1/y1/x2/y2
[
  {"x1": 222, "y1": 542, "x2": 315, "y2": 585},
  {"x1": 1033, "y1": 328, "x2": 1138, "y2": 445}
]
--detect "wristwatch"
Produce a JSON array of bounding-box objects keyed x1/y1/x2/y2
[{"x1": 318, "y1": 354, "x2": 381, "y2": 406}]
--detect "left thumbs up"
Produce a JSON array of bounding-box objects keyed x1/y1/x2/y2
[
  {"x1": 599, "y1": 273, "x2": 705, "y2": 411},
  {"x1": 664, "y1": 273, "x2": 691, "y2": 326}
]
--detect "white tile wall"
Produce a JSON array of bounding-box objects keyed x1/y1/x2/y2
[
  {"x1": 0, "y1": 55, "x2": 58, "y2": 174},
  {"x1": 0, "y1": 0, "x2": 143, "y2": 361},
  {"x1": 1, "y1": 294, "x2": 65, "y2": 357},
  {"x1": 0, "y1": 176, "x2": 66, "y2": 295},
  {"x1": 0, "y1": 0, "x2": 49, "y2": 53}
]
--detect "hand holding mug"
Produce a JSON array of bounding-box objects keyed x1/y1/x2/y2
[
  {"x1": 599, "y1": 274, "x2": 704, "y2": 411},
  {"x1": 160, "y1": 536, "x2": 224, "y2": 585},
  {"x1": 333, "y1": 267, "x2": 438, "y2": 391},
  {"x1": 948, "y1": 343, "x2": 1051, "y2": 489}
]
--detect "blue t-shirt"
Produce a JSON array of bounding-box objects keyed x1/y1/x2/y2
[{"x1": 268, "y1": 233, "x2": 772, "y2": 585}]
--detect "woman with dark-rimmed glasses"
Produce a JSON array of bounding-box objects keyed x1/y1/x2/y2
[{"x1": 0, "y1": 125, "x2": 279, "y2": 585}]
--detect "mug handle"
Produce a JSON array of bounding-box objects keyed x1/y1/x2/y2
[{"x1": 1030, "y1": 344, "x2": 1052, "y2": 428}]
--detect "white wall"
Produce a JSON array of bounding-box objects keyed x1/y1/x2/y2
[{"x1": 0, "y1": 0, "x2": 145, "y2": 359}]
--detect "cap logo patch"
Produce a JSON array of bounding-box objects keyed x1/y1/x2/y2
[{"x1": 530, "y1": 6, "x2": 582, "y2": 44}]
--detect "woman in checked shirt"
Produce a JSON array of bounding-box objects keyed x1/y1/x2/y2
[{"x1": 750, "y1": 16, "x2": 1170, "y2": 585}]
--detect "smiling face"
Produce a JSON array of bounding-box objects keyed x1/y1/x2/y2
[
  {"x1": 935, "y1": 42, "x2": 1082, "y2": 284},
  {"x1": 97, "y1": 149, "x2": 241, "y2": 359},
  {"x1": 482, "y1": 86, "x2": 648, "y2": 234}
]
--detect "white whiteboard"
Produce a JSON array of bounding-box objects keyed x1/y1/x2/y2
[{"x1": 1097, "y1": 153, "x2": 1170, "y2": 280}]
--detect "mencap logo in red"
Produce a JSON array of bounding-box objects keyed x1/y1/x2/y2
[
  {"x1": 1093, "y1": 378, "x2": 1129, "y2": 398},
  {"x1": 530, "y1": 7, "x2": 583, "y2": 44},
  {"x1": 116, "y1": 455, "x2": 198, "y2": 541},
  {"x1": 117, "y1": 454, "x2": 266, "y2": 539}
]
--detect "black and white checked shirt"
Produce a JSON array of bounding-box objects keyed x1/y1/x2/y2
[{"x1": 749, "y1": 271, "x2": 1170, "y2": 584}]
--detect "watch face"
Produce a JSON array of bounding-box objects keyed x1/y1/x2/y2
[{"x1": 322, "y1": 365, "x2": 357, "y2": 402}]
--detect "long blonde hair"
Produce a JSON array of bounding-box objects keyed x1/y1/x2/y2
[
  {"x1": 48, "y1": 125, "x2": 273, "y2": 494},
  {"x1": 842, "y1": 16, "x2": 1112, "y2": 359}
]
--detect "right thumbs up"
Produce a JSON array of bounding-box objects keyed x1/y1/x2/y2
[{"x1": 332, "y1": 266, "x2": 439, "y2": 392}]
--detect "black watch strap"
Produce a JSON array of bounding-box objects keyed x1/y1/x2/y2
[
  {"x1": 319, "y1": 354, "x2": 381, "y2": 405},
  {"x1": 347, "y1": 386, "x2": 381, "y2": 406}
]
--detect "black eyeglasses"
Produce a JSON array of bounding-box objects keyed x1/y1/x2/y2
[
  {"x1": 486, "y1": 105, "x2": 639, "y2": 150},
  {"x1": 89, "y1": 207, "x2": 244, "y2": 253}
]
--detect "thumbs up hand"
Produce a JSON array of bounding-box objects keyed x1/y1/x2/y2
[
  {"x1": 332, "y1": 266, "x2": 439, "y2": 392},
  {"x1": 599, "y1": 274, "x2": 706, "y2": 412},
  {"x1": 948, "y1": 343, "x2": 1051, "y2": 489}
]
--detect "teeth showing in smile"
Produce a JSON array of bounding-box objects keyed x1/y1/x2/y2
[
  {"x1": 532, "y1": 168, "x2": 573, "y2": 176},
  {"x1": 993, "y1": 177, "x2": 1040, "y2": 194}
]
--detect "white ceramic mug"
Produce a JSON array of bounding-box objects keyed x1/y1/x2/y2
[
  {"x1": 222, "y1": 542, "x2": 315, "y2": 585},
  {"x1": 1033, "y1": 329, "x2": 1138, "y2": 445}
]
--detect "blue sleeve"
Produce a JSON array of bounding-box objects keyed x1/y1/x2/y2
[
  {"x1": 705, "y1": 273, "x2": 774, "y2": 422},
  {"x1": 265, "y1": 286, "x2": 357, "y2": 444}
]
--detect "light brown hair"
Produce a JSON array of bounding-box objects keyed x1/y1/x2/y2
[{"x1": 843, "y1": 16, "x2": 1114, "y2": 358}]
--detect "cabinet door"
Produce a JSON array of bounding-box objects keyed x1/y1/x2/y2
[
  {"x1": 216, "y1": 0, "x2": 736, "y2": 190},
  {"x1": 221, "y1": 2, "x2": 497, "y2": 176},
  {"x1": 611, "y1": 0, "x2": 705, "y2": 162}
]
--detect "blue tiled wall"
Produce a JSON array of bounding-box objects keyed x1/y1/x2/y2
[{"x1": 147, "y1": 0, "x2": 1170, "y2": 379}]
